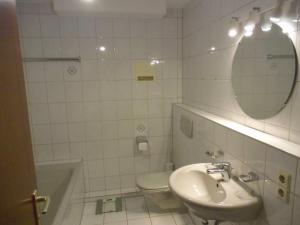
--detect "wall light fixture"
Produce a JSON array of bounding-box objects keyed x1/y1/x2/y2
[
  {"x1": 261, "y1": 13, "x2": 273, "y2": 32},
  {"x1": 228, "y1": 17, "x2": 241, "y2": 38},
  {"x1": 244, "y1": 7, "x2": 260, "y2": 33}
]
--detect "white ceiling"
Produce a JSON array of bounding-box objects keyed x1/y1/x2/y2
[
  {"x1": 54, "y1": 0, "x2": 167, "y2": 18},
  {"x1": 167, "y1": 0, "x2": 191, "y2": 8},
  {"x1": 17, "y1": 0, "x2": 191, "y2": 8}
]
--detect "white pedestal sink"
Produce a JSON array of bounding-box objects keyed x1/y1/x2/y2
[{"x1": 169, "y1": 163, "x2": 262, "y2": 222}]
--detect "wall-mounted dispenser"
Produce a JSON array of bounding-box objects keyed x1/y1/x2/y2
[{"x1": 136, "y1": 136, "x2": 149, "y2": 153}]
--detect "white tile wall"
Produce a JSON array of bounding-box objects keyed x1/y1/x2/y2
[
  {"x1": 17, "y1": 0, "x2": 300, "y2": 223},
  {"x1": 18, "y1": 2, "x2": 182, "y2": 194},
  {"x1": 180, "y1": 1, "x2": 300, "y2": 224},
  {"x1": 182, "y1": 0, "x2": 300, "y2": 145},
  {"x1": 173, "y1": 104, "x2": 300, "y2": 225}
]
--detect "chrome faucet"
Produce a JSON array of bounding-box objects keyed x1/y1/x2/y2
[{"x1": 207, "y1": 162, "x2": 232, "y2": 182}]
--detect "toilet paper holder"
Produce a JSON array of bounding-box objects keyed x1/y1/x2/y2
[{"x1": 136, "y1": 136, "x2": 148, "y2": 144}]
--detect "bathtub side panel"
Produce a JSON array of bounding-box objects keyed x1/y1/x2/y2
[{"x1": 60, "y1": 163, "x2": 85, "y2": 225}]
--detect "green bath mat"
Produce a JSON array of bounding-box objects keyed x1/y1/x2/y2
[{"x1": 95, "y1": 197, "x2": 123, "y2": 214}]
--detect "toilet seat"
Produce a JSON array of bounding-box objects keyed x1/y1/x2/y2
[
  {"x1": 136, "y1": 171, "x2": 172, "y2": 193},
  {"x1": 136, "y1": 171, "x2": 186, "y2": 211}
]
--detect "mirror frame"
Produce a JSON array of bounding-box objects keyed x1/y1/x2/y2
[{"x1": 231, "y1": 23, "x2": 299, "y2": 119}]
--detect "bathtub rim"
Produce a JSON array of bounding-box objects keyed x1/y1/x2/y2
[
  {"x1": 36, "y1": 159, "x2": 84, "y2": 225},
  {"x1": 35, "y1": 158, "x2": 83, "y2": 167}
]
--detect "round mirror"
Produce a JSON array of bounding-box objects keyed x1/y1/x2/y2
[{"x1": 232, "y1": 23, "x2": 297, "y2": 119}]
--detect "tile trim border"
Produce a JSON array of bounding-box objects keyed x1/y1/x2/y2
[{"x1": 175, "y1": 104, "x2": 300, "y2": 159}]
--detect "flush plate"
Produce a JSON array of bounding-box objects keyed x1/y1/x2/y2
[{"x1": 180, "y1": 115, "x2": 193, "y2": 138}]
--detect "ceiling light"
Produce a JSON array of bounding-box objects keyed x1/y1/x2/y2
[
  {"x1": 270, "y1": 0, "x2": 286, "y2": 22},
  {"x1": 228, "y1": 17, "x2": 240, "y2": 38},
  {"x1": 260, "y1": 13, "x2": 272, "y2": 32},
  {"x1": 244, "y1": 7, "x2": 260, "y2": 32},
  {"x1": 83, "y1": 0, "x2": 94, "y2": 2}
]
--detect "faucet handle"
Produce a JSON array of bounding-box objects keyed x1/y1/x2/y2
[
  {"x1": 205, "y1": 151, "x2": 214, "y2": 157},
  {"x1": 206, "y1": 150, "x2": 224, "y2": 161},
  {"x1": 213, "y1": 162, "x2": 231, "y2": 168}
]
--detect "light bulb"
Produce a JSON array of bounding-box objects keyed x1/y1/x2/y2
[
  {"x1": 228, "y1": 29, "x2": 238, "y2": 37},
  {"x1": 228, "y1": 17, "x2": 240, "y2": 38},
  {"x1": 260, "y1": 13, "x2": 272, "y2": 32},
  {"x1": 99, "y1": 46, "x2": 106, "y2": 52},
  {"x1": 244, "y1": 7, "x2": 260, "y2": 32},
  {"x1": 244, "y1": 23, "x2": 255, "y2": 32},
  {"x1": 244, "y1": 31, "x2": 253, "y2": 37},
  {"x1": 261, "y1": 22, "x2": 272, "y2": 32}
]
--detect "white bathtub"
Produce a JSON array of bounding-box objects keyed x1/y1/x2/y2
[{"x1": 36, "y1": 160, "x2": 85, "y2": 225}]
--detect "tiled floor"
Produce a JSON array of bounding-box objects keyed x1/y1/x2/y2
[{"x1": 80, "y1": 195, "x2": 194, "y2": 225}]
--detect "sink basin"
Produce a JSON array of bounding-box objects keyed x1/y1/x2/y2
[{"x1": 169, "y1": 163, "x2": 262, "y2": 222}]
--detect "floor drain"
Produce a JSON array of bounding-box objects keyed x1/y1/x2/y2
[{"x1": 95, "y1": 197, "x2": 123, "y2": 214}]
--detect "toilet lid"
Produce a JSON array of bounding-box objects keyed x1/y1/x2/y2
[{"x1": 136, "y1": 171, "x2": 172, "y2": 190}]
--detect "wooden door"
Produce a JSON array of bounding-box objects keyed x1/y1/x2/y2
[{"x1": 0, "y1": 1, "x2": 38, "y2": 225}]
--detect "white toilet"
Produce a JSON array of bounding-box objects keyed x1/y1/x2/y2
[{"x1": 136, "y1": 171, "x2": 185, "y2": 211}]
